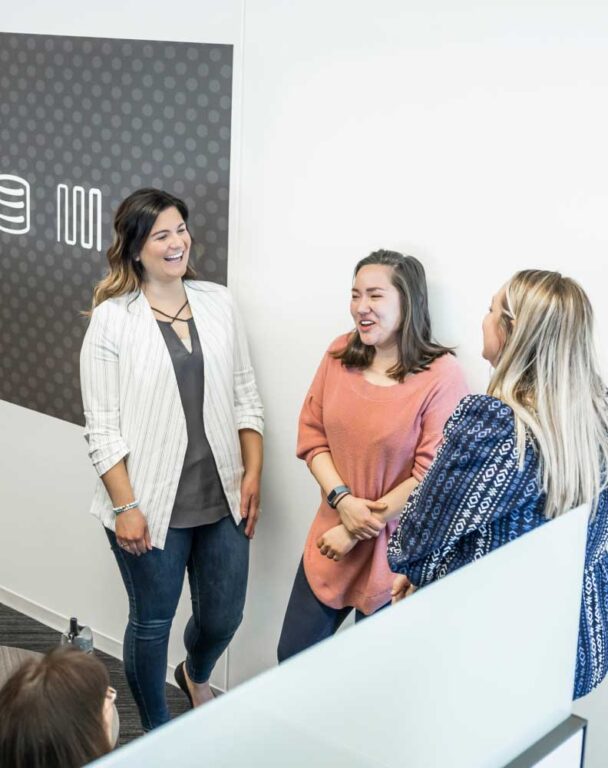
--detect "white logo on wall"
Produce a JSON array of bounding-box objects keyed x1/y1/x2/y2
[
  {"x1": 57, "y1": 184, "x2": 102, "y2": 251},
  {"x1": 0, "y1": 174, "x2": 30, "y2": 235}
]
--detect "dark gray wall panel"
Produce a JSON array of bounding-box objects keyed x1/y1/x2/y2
[{"x1": 0, "y1": 32, "x2": 232, "y2": 424}]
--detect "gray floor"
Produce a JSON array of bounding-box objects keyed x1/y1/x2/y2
[{"x1": 0, "y1": 602, "x2": 191, "y2": 746}]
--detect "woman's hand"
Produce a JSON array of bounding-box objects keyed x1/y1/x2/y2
[
  {"x1": 391, "y1": 573, "x2": 417, "y2": 604},
  {"x1": 336, "y1": 495, "x2": 387, "y2": 540},
  {"x1": 240, "y1": 471, "x2": 261, "y2": 539},
  {"x1": 316, "y1": 525, "x2": 358, "y2": 561},
  {"x1": 115, "y1": 508, "x2": 152, "y2": 556}
]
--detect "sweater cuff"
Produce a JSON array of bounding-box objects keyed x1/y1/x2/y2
[{"x1": 304, "y1": 447, "x2": 330, "y2": 468}]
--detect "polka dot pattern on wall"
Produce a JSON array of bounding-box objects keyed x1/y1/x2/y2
[{"x1": 0, "y1": 33, "x2": 233, "y2": 425}]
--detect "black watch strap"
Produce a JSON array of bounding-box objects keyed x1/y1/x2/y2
[{"x1": 327, "y1": 485, "x2": 351, "y2": 509}]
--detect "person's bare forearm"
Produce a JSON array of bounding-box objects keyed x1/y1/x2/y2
[
  {"x1": 374, "y1": 476, "x2": 419, "y2": 522},
  {"x1": 239, "y1": 428, "x2": 263, "y2": 476},
  {"x1": 101, "y1": 459, "x2": 151, "y2": 554},
  {"x1": 309, "y1": 452, "x2": 345, "y2": 496},
  {"x1": 100, "y1": 460, "x2": 137, "y2": 508},
  {"x1": 238, "y1": 429, "x2": 263, "y2": 538}
]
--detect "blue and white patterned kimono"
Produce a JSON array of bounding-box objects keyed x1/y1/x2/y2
[{"x1": 387, "y1": 394, "x2": 608, "y2": 699}]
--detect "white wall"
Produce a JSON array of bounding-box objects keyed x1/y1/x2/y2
[
  {"x1": 2, "y1": 0, "x2": 608, "y2": 763},
  {"x1": 230, "y1": 0, "x2": 608, "y2": 684}
]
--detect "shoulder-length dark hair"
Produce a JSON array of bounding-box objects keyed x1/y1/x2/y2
[
  {"x1": 333, "y1": 249, "x2": 453, "y2": 381},
  {"x1": 0, "y1": 646, "x2": 111, "y2": 768},
  {"x1": 91, "y1": 187, "x2": 197, "y2": 309}
]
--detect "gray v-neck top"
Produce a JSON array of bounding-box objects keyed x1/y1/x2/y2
[{"x1": 157, "y1": 318, "x2": 230, "y2": 528}]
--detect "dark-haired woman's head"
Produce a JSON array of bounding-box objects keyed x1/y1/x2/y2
[
  {"x1": 0, "y1": 647, "x2": 112, "y2": 768},
  {"x1": 335, "y1": 249, "x2": 452, "y2": 379},
  {"x1": 92, "y1": 188, "x2": 196, "y2": 307},
  {"x1": 350, "y1": 253, "x2": 403, "y2": 351}
]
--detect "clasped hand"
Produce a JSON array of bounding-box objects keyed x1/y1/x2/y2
[
  {"x1": 316, "y1": 525, "x2": 357, "y2": 561},
  {"x1": 336, "y1": 495, "x2": 387, "y2": 540}
]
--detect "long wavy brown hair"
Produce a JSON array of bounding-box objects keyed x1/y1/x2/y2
[
  {"x1": 90, "y1": 188, "x2": 196, "y2": 309},
  {"x1": 333, "y1": 250, "x2": 453, "y2": 381}
]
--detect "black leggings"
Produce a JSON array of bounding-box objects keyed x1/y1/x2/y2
[{"x1": 277, "y1": 559, "x2": 389, "y2": 662}]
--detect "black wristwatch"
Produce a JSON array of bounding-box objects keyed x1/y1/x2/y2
[{"x1": 327, "y1": 485, "x2": 352, "y2": 509}]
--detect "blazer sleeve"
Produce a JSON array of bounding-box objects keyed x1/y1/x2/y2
[
  {"x1": 230, "y1": 293, "x2": 264, "y2": 435},
  {"x1": 387, "y1": 395, "x2": 520, "y2": 586},
  {"x1": 411, "y1": 357, "x2": 470, "y2": 482},
  {"x1": 80, "y1": 303, "x2": 130, "y2": 477},
  {"x1": 296, "y1": 349, "x2": 332, "y2": 467}
]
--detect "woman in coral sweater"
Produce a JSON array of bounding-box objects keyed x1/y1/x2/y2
[{"x1": 277, "y1": 249, "x2": 469, "y2": 660}]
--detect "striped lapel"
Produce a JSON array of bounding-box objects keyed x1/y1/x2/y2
[
  {"x1": 186, "y1": 282, "x2": 222, "y2": 370},
  {"x1": 123, "y1": 289, "x2": 180, "y2": 394}
]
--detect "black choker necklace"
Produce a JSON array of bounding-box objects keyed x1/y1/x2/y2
[{"x1": 151, "y1": 299, "x2": 190, "y2": 323}]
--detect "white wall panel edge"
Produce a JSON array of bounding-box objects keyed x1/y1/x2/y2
[{"x1": 225, "y1": 0, "x2": 247, "y2": 295}]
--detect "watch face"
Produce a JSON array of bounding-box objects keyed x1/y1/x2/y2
[{"x1": 328, "y1": 486, "x2": 348, "y2": 507}]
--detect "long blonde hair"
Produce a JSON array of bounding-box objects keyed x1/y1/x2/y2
[
  {"x1": 488, "y1": 270, "x2": 608, "y2": 518},
  {"x1": 91, "y1": 188, "x2": 196, "y2": 309}
]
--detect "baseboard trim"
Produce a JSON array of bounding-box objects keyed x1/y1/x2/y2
[
  {"x1": 0, "y1": 584, "x2": 125, "y2": 659},
  {"x1": 0, "y1": 585, "x2": 225, "y2": 693}
]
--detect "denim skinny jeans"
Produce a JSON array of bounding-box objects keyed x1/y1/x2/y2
[{"x1": 106, "y1": 516, "x2": 249, "y2": 731}]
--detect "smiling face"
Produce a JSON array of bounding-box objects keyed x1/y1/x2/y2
[
  {"x1": 138, "y1": 206, "x2": 191, "y2": 284},
  {"x1": 482, "y1": 285, "x2": 508, "y2": 366},
  {"x1": 350, "y1": 264, "x2": 402, "y2": 350}
]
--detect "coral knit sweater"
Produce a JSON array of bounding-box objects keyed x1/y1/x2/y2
[{"x1": 297, "y1": 335, "x2": 469, "y2": 614}]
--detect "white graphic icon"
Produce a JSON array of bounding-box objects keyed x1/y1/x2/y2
[
  {"x1": 0, "y1": 174, "x2": 30, "y2": 235},
  {"x1": 57, "y1": 183, "x2": 102, "y2": 251}
]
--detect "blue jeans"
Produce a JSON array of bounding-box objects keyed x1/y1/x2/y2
[
  {"x1": 277, "y1": 559, "x2": 389, "y2": 662},
  {"x1": 106, "y1": 516, "x2": 249, "y2": 731}
]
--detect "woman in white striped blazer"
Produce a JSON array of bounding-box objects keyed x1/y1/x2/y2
[{"x1": 80, "y1": 188, "x2": 263, "y2": 731}]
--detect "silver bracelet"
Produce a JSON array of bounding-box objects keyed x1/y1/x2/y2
[{"x1": 112, "y1": 500, "x2": 139, "y2": 516}]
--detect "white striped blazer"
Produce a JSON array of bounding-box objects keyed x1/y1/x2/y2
[{"x1": 80, "y1": 280, "x2": 264, "y2": 549}]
